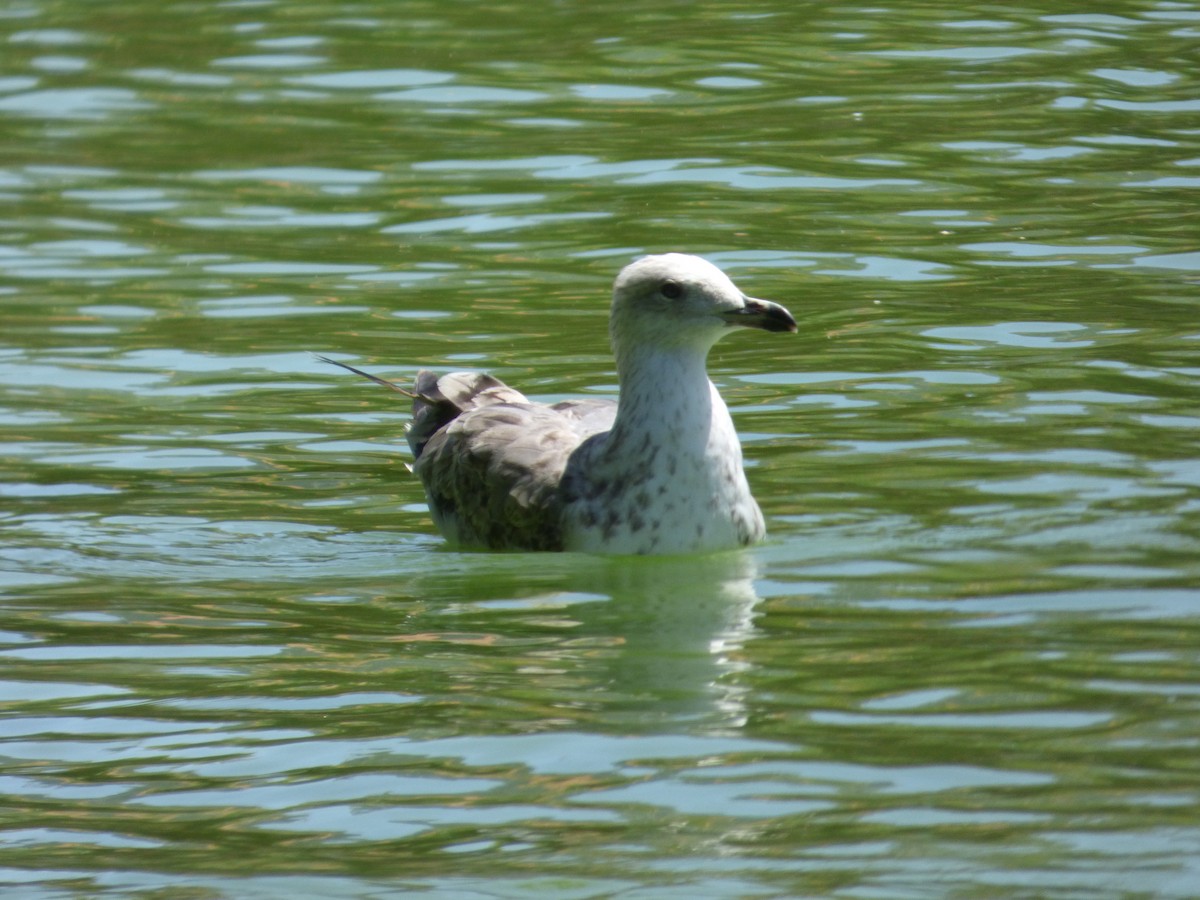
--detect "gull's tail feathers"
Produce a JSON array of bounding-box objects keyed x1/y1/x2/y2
[
  {"x1": 315, "y1": 355, "x2": 416, "y2": 397},
  {"x1": 318, "y1": 355, "x2": 530, "y2": 462}
]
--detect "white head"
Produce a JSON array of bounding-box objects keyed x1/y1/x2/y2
[{"x1": 609, "y1": 253, "x2": 795, "y2": 365}]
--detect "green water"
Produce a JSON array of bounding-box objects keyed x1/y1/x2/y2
[{"x1": 2, "y1": 1, "x2": 1199, "y2": 897}]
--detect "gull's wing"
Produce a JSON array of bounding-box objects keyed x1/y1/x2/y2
[
  {"x1": 412, "y1": 371, "x2": 616, "y2": 551},
  {"x1": 407, "y1": 369, "x2": 530, "y2": 459}
]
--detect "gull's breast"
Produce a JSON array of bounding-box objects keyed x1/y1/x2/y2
[{"x1": 560, "y1": 399, "x2": 765, "y2": 555}]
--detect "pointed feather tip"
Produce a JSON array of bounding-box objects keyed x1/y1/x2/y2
[{"x1": 315, "y1": 354, "x2": 415, "y2": 397}]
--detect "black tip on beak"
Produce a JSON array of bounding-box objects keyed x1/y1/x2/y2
[{"x1": 721, "y1": 296, "x2": 797, "y2": 333}]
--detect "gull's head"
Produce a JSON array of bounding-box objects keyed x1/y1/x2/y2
[{"x1": 609, "y1": 253, "x2": 795, "y2": 361}]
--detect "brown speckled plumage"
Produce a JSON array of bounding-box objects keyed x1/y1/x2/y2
[{"x1": 325, "y1": 254, "x2": 795, "y2": 555}]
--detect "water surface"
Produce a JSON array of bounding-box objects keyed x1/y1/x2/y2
[{"x1": 2, "y1": 1, "x2": 1199, "y2": 897}]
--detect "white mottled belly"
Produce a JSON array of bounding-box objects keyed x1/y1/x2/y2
[{"x1": 562, "y1": 431, "x2": 766, "y2": 555}]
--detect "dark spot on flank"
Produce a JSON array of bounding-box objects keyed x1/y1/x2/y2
[
  {"x1": 602, "y1": 509, "x2": 619, "y2": 539},
  {"x1": 736, "y1": 514, "x2": 756, "y2": 545}
]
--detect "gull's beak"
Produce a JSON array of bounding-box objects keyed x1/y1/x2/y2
[{"x1": 720, "y1": 295, "x2": 797, "y2": 334}]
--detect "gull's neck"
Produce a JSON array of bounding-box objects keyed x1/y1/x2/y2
[{"x1": 609, "y1": 341, "x2": 720, "y2": 452}]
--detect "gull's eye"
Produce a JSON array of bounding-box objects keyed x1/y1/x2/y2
[{"x1": 660, "y1": 280, "x2": 683, "y2": 300}]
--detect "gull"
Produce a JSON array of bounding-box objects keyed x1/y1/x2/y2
[{"x1": 322, "y1": 253, "x2": 795, "y2": 555}]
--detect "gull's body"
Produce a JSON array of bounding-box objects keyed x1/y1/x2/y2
[{"x1": 331, "y1": 253, "x2": 795, "y2": 555}]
